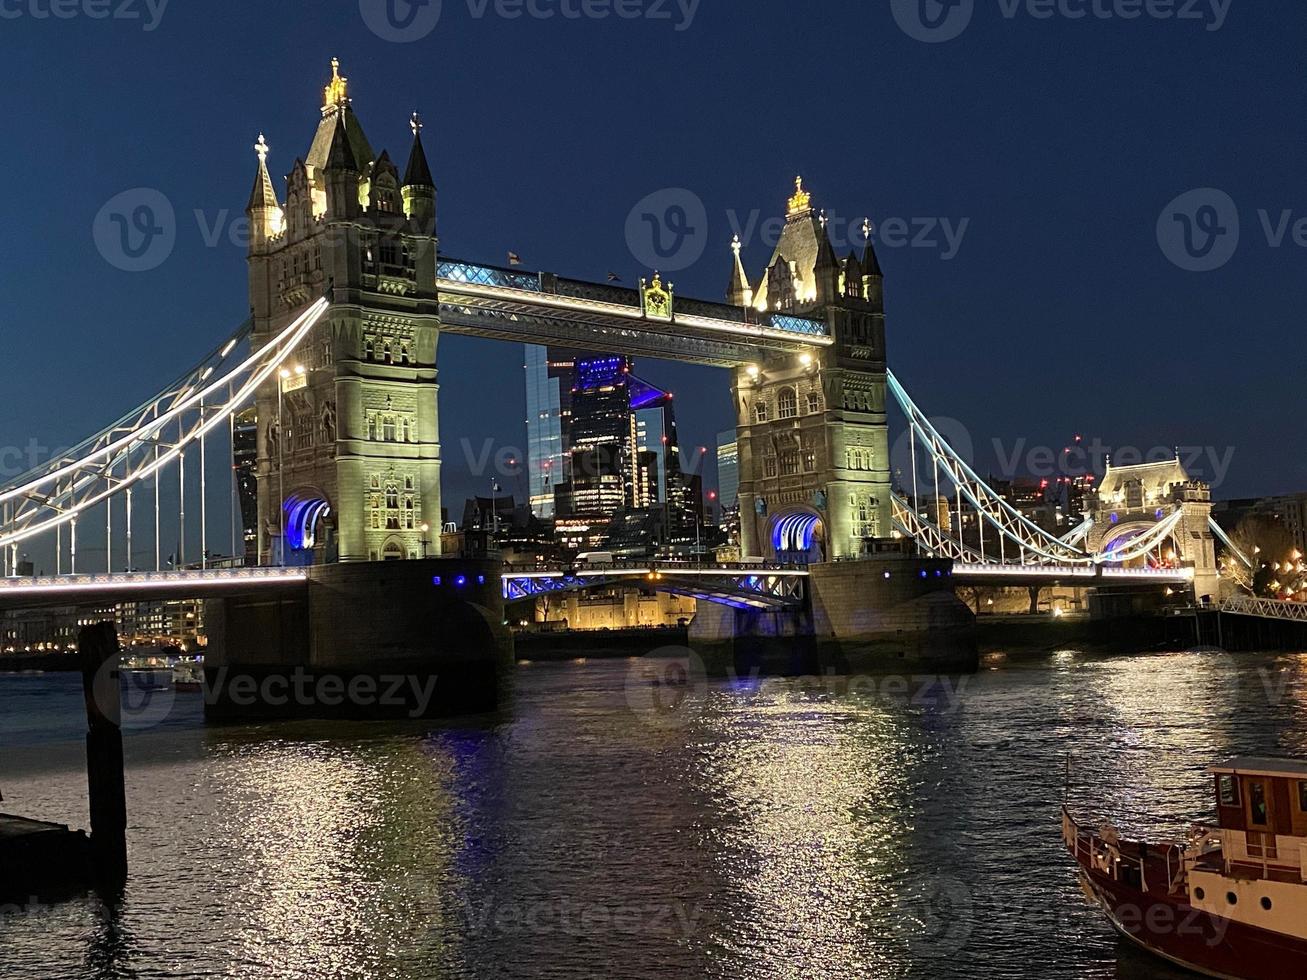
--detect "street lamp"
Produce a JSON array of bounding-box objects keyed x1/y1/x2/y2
[{"x1": 420, "y1": 523, "x2": 431, "y2": 558}]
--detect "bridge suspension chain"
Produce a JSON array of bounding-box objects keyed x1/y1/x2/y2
[
  {"x1": 0, "y1": 298, "x2": 329, "y2": 570},
  {"x1": 886, "y1": 370, "x2": 1093, "y2": 566}
]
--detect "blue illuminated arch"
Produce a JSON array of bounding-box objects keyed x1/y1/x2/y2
[
  {"x1": 772, "y1": 512, "x2": 821, "y2": 554},
  {"x1": 284, "y1": 492, "x2": 332, "y2": 551}
]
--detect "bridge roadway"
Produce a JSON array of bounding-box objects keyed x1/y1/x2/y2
[
  {"x1": 434, "y1": 259, "x2": 832, "y2": 368},
  {"x1": 0, "y1": 561, "x2": 1191, "y2": 613},
  {"x1": 0, "y1": 567, "x2": 309, "y2": 611}
]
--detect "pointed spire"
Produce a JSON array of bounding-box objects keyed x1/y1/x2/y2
[
  {"x1": 323, "y1": 57, "x2": 349, "y2": 112},
  {"x1": 861, "y1": 217, "x2": 883, "y2": 277},
  {"x1": 373, "y1": 149, "x2": 399, "y2": 182},
  {"x1": 246, "y1": 133, "x2": 280, "y2": 213},
  {"x1": 726, "y1": 234, "x2": 753, "y2": 307},
  {"x1": 325, "y1": 111, "x2": 360, "y2": 173},
  {"x1": 787, "y1": 175, "x2": 812, "y2": 218},
  {"x1": 403, "y1": 112, "x2": 434, "y2": 188}
]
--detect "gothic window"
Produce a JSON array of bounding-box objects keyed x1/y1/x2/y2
[
  {"x1": 380, "y1": 239, "x2": 398, "y2": 267},
  {"x1": 383, "y1": 342, "x2": 393, "y2": 365},
  {"x1": 1125, "y1": 479, "x2": 1144, "y2": 510},
  {"x1": 778, "y1": 388, "x2": 798, "y2": 420},
  {"x1": 754, "y1": 401, "x2": 770, "y2": 424},
  {"x1": 764, "y1": 454, "x2": 778, "y2": 477},
  {"x1": 364, "y1": 337, "x2": 375, "y2": 361},
  {"x1": 402, "y1": 418, "x2": 412, "y2": 443},
  {"x1": 367, "y1": 415, "x2": 378, "y2": 441},
  {"x1": 404, "y1": 476, "x2": 414, "y2": 491},
  {"x1": 384, "y1": 480, "x2": 401, "y2": 529},
  {"x1": 803, "y1": 447, "x2": 817, "y2": 472},
  {"x1": 382, "y1": 417, "x2": 397, "y2": 442},
  {"x1": 806, "y1": 392, "x2": 822, "y2": 414},
  {"x1": 780, "y1": 452, "x2": 800, "y2": 476},
  {"x1": 400, "y1": 342, "x2": 411, "y2": 366}
]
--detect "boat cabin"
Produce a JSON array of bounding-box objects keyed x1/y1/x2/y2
[{"x1": 1211, "y1": 757, "x2": 1307, "y2": 870}]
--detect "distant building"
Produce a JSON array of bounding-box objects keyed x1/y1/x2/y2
[
  {"x1": 525, "y1": 345, "x2": 591, "y2": 519},
  {"x1": 716, "y1": 434, "x2": 739, "y2": 515},
  {"x1": 550, "y1": 355, "x2": 700, "y2": 552},
  {"x1": 232, "y1": 406, "x2": 259, "y2": 564}
]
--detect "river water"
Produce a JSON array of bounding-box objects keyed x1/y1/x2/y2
[{"x1": 1, "y1": 648, "x2": 1305, "y2": 979}]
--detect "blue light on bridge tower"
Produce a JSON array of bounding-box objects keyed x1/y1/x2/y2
[
  {"x1": 284, "y1": 494, "x2": 331, "y2": 552},
  {"x1": 772, "y1": 513, "x2": 820, "y2": 554}
]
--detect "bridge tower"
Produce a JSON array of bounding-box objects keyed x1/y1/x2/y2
[
  {"x1": 1089, "y1": 457, "x2": 1220, "y2": 599},
  {"x1": 246, "y1": 60, "x2": 441, "y2": 565},
  {"x1": 730, "y1": 179, "x2": 892, "y2": 562}
]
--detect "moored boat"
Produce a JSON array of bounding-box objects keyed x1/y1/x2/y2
[{"x1": 1064, "y1": 757, "x2": 1307, "y2": 979}]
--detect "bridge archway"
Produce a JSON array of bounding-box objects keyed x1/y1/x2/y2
[
  {"x1": 284, "y1": 489, "x2": 333, "y2": 566},
  {"x1": 1096, "y1": 520, "x2": 1178, "y2": 568},
  {"x1": 768, "y1": 508, "x2": 826, "y2": 565}
]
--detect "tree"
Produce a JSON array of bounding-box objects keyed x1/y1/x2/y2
[{"x1": 1225, "y1": 515, "x2": 1300, "y2": 597}]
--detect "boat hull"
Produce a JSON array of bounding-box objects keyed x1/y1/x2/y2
[{"x1": 1079, "y1": 864, "x2": 1307, "y2": 979}]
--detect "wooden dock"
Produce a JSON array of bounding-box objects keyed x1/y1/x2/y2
[{"x1": 0, "y1": 813, "x2": 92, "y2": 900}]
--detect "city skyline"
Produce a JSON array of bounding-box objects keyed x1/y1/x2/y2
[{"x1": 0, "y1": 4, "x2": 1303, "y2": 537}]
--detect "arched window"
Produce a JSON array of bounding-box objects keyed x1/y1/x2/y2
[
  {"x1": 778, "y1": 387, "x2": 798, "y2": 420},
  {"x1": 382, "y1": 417, "x2": 397, "y2": 442},
  {"x1": 385, "y1": 483, "x2": 399, "y2": 510},
  {"x1": 806, "y1": 392, "x2": 821, "y2": 414},
  {"x1": 754, "y1": 400, "x2": 770, "y2": 424},
  {"x1": 367, "y1": 415, "x2": 377, "y2": 441},
  {"x1": 382, "y1": 540, "x2": 404, "y2": 561},
  {"x1": 363, "y1": 338, "x2": 374, "y2": 361}
]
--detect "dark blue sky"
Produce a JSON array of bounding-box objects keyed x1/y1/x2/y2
[{"x1": 1, "y1": 0, "x2": 1304, "y2": 552}]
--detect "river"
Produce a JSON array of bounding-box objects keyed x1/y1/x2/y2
[{"x1": 2, "y1": 648, "x2": 1305, "y2": 979}]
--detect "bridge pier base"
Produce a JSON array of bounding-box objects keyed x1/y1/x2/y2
[
  {"x1": 690, "y1": 555, "x2": 976, "y2": 677},
  {"x1": 204, "y1": 559, "x2": 514, "y2": 720}
]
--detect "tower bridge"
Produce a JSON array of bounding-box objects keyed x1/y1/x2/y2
[{"x1": 0, "y1": 60, "x2": 1245, "y2": 706}]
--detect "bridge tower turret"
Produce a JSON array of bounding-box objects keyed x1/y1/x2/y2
[
  {"x1": 247, "y1": 59, "x2": 442, "y2": 566},
  {"x1": 731, "y1": 178, "x2": 892, "y2": 562}
]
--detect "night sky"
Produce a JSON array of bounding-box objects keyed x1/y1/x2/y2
[{"x1": 1, "y1": 0, "x2": 1304, "y2": 567}]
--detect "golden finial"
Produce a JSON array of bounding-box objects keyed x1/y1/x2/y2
[
  {"x1": 323, "y1": 57, "x2": 349, "y2": 110},
  {"x1": 410, "y1": 111, "x2": 423, "y2": 136},
  {"x1": 731, "y1": 234, "x2": 742, "y2": 256},
  {"x1": 254, "y1": 133, "x2": 270, "y2": 163},
  {"x1": 787, "y1": 176, "x2": 812, "y2": 216}
]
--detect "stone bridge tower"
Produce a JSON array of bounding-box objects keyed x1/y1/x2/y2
[
  {"x1": 246, "y1": 60, "x2": 441, "y2": 564},
  {"x1": 731, "y1": 179, "x2": 892, "y2": 562},
  {"x1": 1089, "y1": 457, "x2": 1219, "y2": 599}
]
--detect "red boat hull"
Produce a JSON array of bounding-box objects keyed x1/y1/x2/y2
[{"x1": 1081, "y1": 865, "x2": 1307, "y2": 980}]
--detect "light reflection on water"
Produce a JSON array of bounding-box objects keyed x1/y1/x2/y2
[{"x1": 1, "y1": 648, "x2": 1304, "y2": 979}]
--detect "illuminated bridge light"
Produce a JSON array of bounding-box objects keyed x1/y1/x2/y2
[{"x1": 773, "y1": 513, "x2": 820, "y2": 554}]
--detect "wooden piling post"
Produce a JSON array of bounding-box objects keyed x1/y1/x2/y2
[{"x1": 79, "y1": 621, "x2": 127, "y2": 889}]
